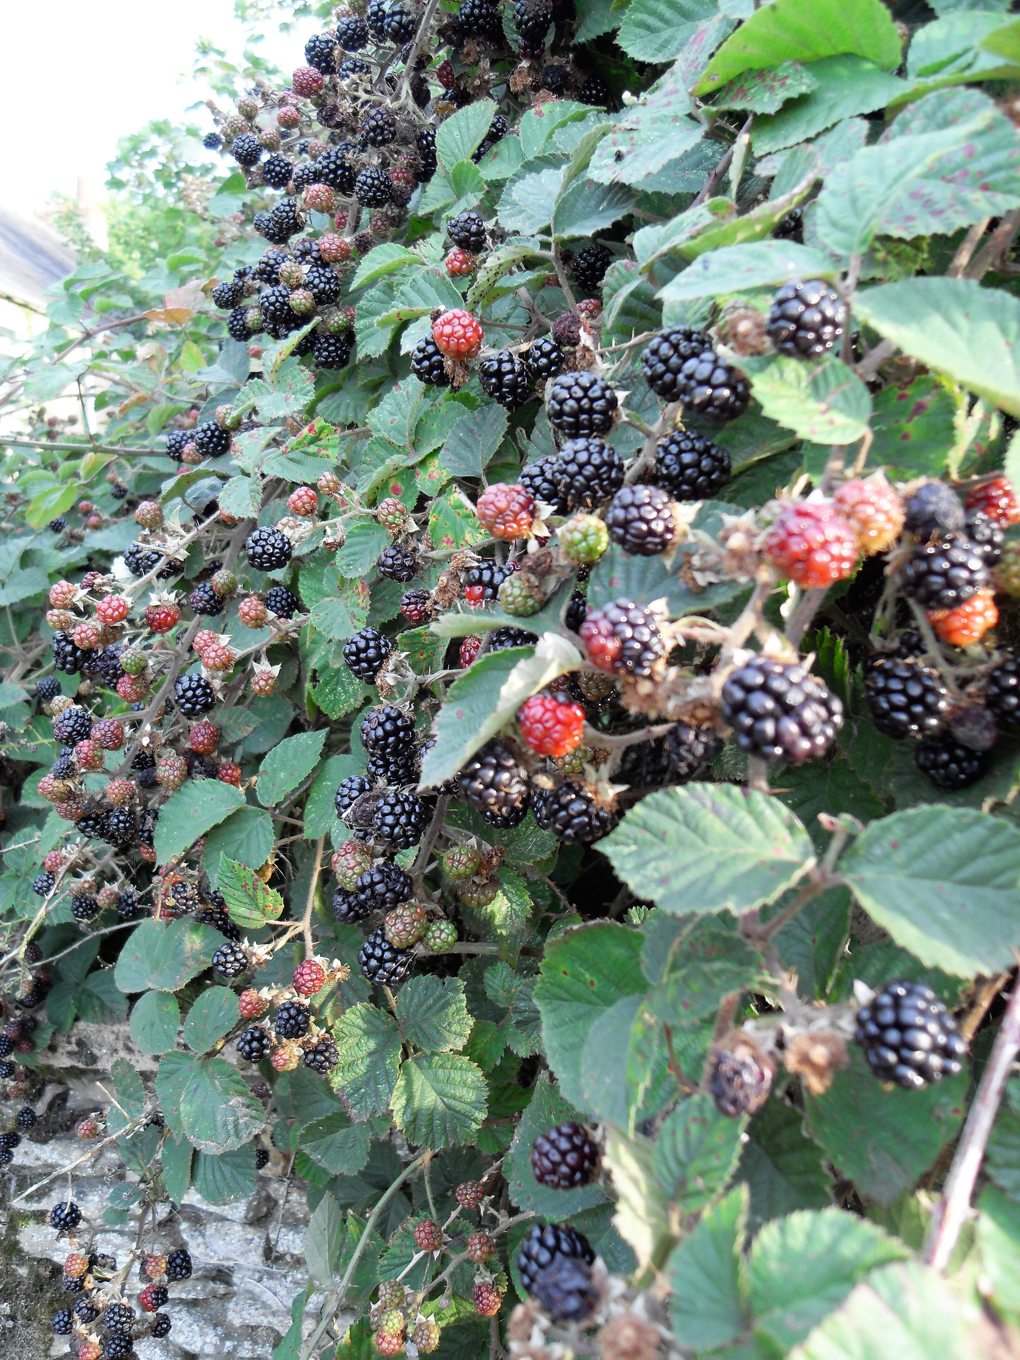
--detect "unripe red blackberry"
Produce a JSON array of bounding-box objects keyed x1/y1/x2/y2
[
  {"x1": 580, "y1": 599, "x2": 665, "y2": 676},
  {"x1": 833, "y1": 474, "x2": 904, "y2": 554},
  {"x1": 413, "y1": 1218, "x2": 443, "y2": 1253},
  {"x1": 928, "y1": 589, "x2": 998, "y2": 646},
  {"x1": 518, "y1": 693, "x2": 585, "y2": 757},
  {"x1": 384, "y1": 902, "x2": 428, "y2": 949},
  {"x1": 764, "y1": 500, "x2": 859, "y2": 588},
  {"x1": 432, "y1": 308, "x2": 484, "y2": 360}
]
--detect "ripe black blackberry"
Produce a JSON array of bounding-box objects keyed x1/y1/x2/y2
[
  {"x1": 474, "y1": 112, "x2": 510, "y2": 161},
  {"x1": 104, "y1": 1302, "x2": 135, "y2": 1331},
  {"x1": 448, "y1": 209, "x2": 487, "y2": 253},
  {"x1": 246, "y1": 525, "x2": 293, "y2": 572},
  {"x1": 204, "y1": 131, "x2": 222, "y2": 150},
  {"x1": 152, "y1": 1313, "x2": 173, "y2": 1337},
  {"x1": 212, "y1": 279, "x2": 243, "y2": 309},
  {"x1": 384, "y1": 4, "x2": 416, "y2": 39},
  {"x1": 915, "y1": 732, "x2": 988, "y2": 789},
  {"x1": 361, "y1": 704, "x2": 416, "y2": 757},
  {"x1": 51, "y1": 751, "x2": 77, "y2": 780},
  {"x1": 338, "y1": 55, "x2": 372, "y2": 79},
  {"x1": 261, "y1": 152, "x2": 293, "y2": 189},
  {"x1": 546, "y1": 371, "x2": 618, "y2": 437},
  {"x1": 378, "y1": 544, "x2": 417, "y2": 581},
  {"x1": 985, "y1": 654, "x2": 1020, "y2": 727},
  {"x1": 254, "y1": 1146, "x2": 270, "y2": 1170},
  {"x1": 676, "y1": 342, "x2": 750, "y2": 422},
  {"x1": 51, "y1": 631, "x2": 83, "y2": 674},
  {"x1": 581, "y1": 598, "x2": 665, "y2": 676},
  {"x1": 361, "y1": 106, "x2": 398, "y2": 147},
  {"x1": 33, "y1": 872, "x2": 54, "y2": 897},
  {"x1": 654, "y1": 430, "x2": 732, "y2": 500},
  {"x1": 864, "y1": 658, "x2": 950, "y2": 739},
  {"x1": 964, "y1": 507, "x2": 1003, "y2": 565},
  {"x1": 533, "y1": 781, "x2": 616, "y2": 843},
  {"x1": 355, "y1": 166, "x2": 392, "y2": 207},
  {"x1": 513, "y1": 0, "x2": 552, "y2": 50},
  {"x1": 554, "y1": 436, "x2": 624, "y2": 510},
  {"x1": 767, "y1": 279, "x2": 847, "y2": 360},
  {"x1": 96, "y1": 645, "x2": 127, "y2": 687},
  {"x1": 212, "y1": 941, "x2": 248, "y2": 979},
  {"x1": 74, "y1": 1298, "x2": 99, "y2": 1323},
  {"x1": 53, "y1": 705, "x2": 93, "y2": 745},
  {"x1": 305, "y1": 31, "x2": 338, "y2": 72},
  {"x1": 117, "y1": 891, "x2": 143, "y2": 921},
  {"x1": 265, "y1": 199, "x2": 304, "y2": 244},
  {"x1": 228, "y1": 307, "x2": 253, "y2": 341},
  {"x1": 336, "y1": 14, "x2": 369, "y2": 48},
  {"x1": 16, "y1": 1106, "x2": 36, "y2": 1129},
  {"x1": 354, "y1": 861, "x2": 414, "y2": 913},
  {"x1": 104, "y1": 1333, "x2": 133, "y2": 1358},
  {"x1": 335, "y1": 774, "x2": 373, "y2": 819},
  {"x1": 305, "y1": 263, "x2": 341, "y2": 305},
  {"x1": 522, "y1": 335, "x2": 564, "y2": 382},
  {"x1": 519, "y1": 457, "x2": 568, "y2": 514},
  {"x1": 75, "y1": 815, "x2": 107, "y2": 843},
  {"x1": 36, "y1": 676, "x2": 62, "y2": 702},
  {"x1": 774, "y1": 206, "x2": 803, "y2": 242},
  {"x1": 418, "y1": 125, "x2": 438, "y2": 181},
  {"x1": 313, "y1": 332, "x2": 354, "y2": 369},
  {"x1": 904, "y1": 481, "x2": 964, "y2": 538},
  {"x1": 899, "y1": 534, "x2": 988, "y2": 610},
  {"x1": 855, "y1": 980, "x2": 967, "y2": 1090},
  {"x1": 577, "y1": 74, "x2": 610, "y2": 106},
  {"x1": 489, "y1": 626, "x2": 538, "y2": 651},
  {"x1": 264, "y1": 585, "x2": 302, "y2": 618},
  {"x1": 189, "y1": 581, "x2": 225, "y2": 616},
  {"x1": 50, "y1": 1201, "x2": 81, "y2": 1231},
  {"x1": 368, "y1": 747, "x2": 420, "y2": 786},
  {"x1": 400, "y1": 587, "x2": 431, "y2": 623},
  {"x1": 303, "y1": 1034, "x2": 339, "y2": 1073},
  {"x1": 641, "y1": 328, "x2": 705, "y2": 397},
  {"x1": 374, "y1": 791, "x2": 427, "y2": 849},
  {"x1": 517, "y1": 1222, "x2": 595, "y2": 1295},
  {"x1": 532, "y1": 1255, "x2": 598, "y2": 1322},
  {"x1": 275, "y1": 1000, "x2": 311, "y2": 1040},
  {"x1": 49, "y1": 516, "x2": 67, "y2": 531},
  {"x1": 479, "y1": 350, "x2": 531, "y2": 410},
  {"x1": 463, "y1": 560, "x2": 517, "y2": 601},
  {"x1": 605, "y1": 484, "x2": 676, "y2": 556},
  {"x1": 0, "y1": 1128, "x2": 18, "y2": 1147},
  {"x1": 165, "y1": 1247, "x2": 193, "y2": 1281},
  {"x1": 255, "y1": 248, "x2": 289, "y2": 283},
  {"x1": 456, "y1": 0, "x2": 504, "y2": 38},
  {"x1": 231, "y1": 132, "x2": 262, "y2": 167},
  {"x1": 343, "y1": 626, "x2": 394, "y2": 682},
  {"x1": 653, "y1": 724, "x2": 719, "y2": 782},
  {"x1": 259, "y1": 286, "x2": 299, "y2": 333},
  {"x1": 531, "y1": 1121, "x2": 598, "y2": 1189},
  {"x1": 333, "y1": 887, "x2": 373, "y2": 923},
  {"x1": 572, "y1": 243, "x2": 611, "y2": 292},
  {"x1": 460, "y1": 740, "x2": 530, "y2": 819},
  {"x1": 102, "y1": 808, "x2": 138, "y2": 847},
  {"x1": 359, "y1": 926, "x2": 414, "y2": 984},
  {"x1": 315, "y1": 146, "x2": 358, "y2": 194},
  {"x1": 411, "y1": 335, "x2": 450, "y2": 386},
  {"x1": 174, "y1": 674, "x2": 215, "y2": 716},
  {"x1": 291, "y1": 163, "x2": 320, "y2": 193},
  {"x1": 721, "y1": 657, "x2": 843, "y2": 765},
  {"x1": 52, "y1": 1309, "x2": 73, "y2": 1335}
]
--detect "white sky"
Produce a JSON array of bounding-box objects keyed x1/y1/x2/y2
[{"x1": 2, "y1": 1, "x2": 320, "y2": 216}]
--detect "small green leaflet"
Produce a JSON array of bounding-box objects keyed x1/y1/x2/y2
[
  {"x1": 217, "y1": 857, "x2": 285, "y2": 930},
  {"x1": 257, "y1": 729, "x2": 328, "y2": 807}
]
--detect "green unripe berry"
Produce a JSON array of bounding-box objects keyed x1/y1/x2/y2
[
  {"x1": 424, "y1": 919, "x2": 458, "y2": 953},
  {"x1": 442, "y1": 845, "x2": 482, "y2": 880},
  {"x1": 119, "y1": 647, "x2": 148, "y2": 675},
  {"x1": 289, "y1": 289, "x2": 316, "y2": 316},
  {"x1": 560, "y1": 514, "x2": 609, "y2": 565},
  {"x1": 497, "y1": 573, "x2": 542, "y2": 617}
]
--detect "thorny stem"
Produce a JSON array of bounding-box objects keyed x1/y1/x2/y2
[
  {"x1": 949, "y1": 220, "x2": 991, "y2": 278},
  {"x1": 11, "y1": 1119, "x2": 145, "y2": 1206},
  {"x1": 0, "y1": 436, "x2": 159, "y2": 457},
  {"x1": 299, "y1": 1152, "x2": 429, "y2": 1360},
  {"x1": 411, "y1": 795, "x2": 449, "y2": 880},
  {"x1": 399, "y1": 0, "x2": 441, "y2": 103},
  {"x1": 923, "y1": 973, "x2": 1020, "y2": 1271},
  {"x1": 908, "y1": 602, "x2": 962, "y2": 696},
  {"x1": 691, "y1": 114, "x2": 754, "y2": 208},
  {"x1": 965, "y1": 208, "x2": 1020, "y2": 280},
  {"x1": 302, "y1": 837, "x2": 326, "y2": 959},
  {"x1": 784, "y1": 586, "x2": 828, "y2": 649}
]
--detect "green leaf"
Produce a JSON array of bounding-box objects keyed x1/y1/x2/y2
[
  {"x1": 986, "y1": 1079, "x2": 1020, "y2": 1200},
  {"x1": 152, "y1": 780, "x2": 244, "y2": 865},
  {"x1": 183, "y1": 987, "x2": 239, "y2": 1054},
  {"x1": 553, "y1": 178, "x2": 636, "y2": 239},
  {"x1": 976, "y1": 1186, "x2": 1020, "y2": 1316},
  {"x1": 216, "y1": 857, "x2": 285, "y2": 931},
  {"x1": 840, "y1": 805, "x2": 1020, "y2": 977},
  {"x1": 853, "y1": 277, "x2": 1020, "y2": 418},
  {"x1": 739, "y1": 1097, "x2": 832, "y2": 1230},
  {"x1": 585, "y1": 532, "x2": 748, "y2": 619},
  {"x1": 439, "y1": 404, "x2": 508, "y2": 477},
  {"x1": 0, "y1": 567, "x2": 48, "y2": 606},
  {"x1": 738, "y1": 354, "x2": 872, "y2": 444},
  {"x1": 257, "y1": 729, "x2": 328, "y2": 807},
  {"x1": 219, "y1": 475, "x2": 261, "y2": 520},
  {"x1": 747, "y1": 1209, "x2": 907, "y2": 1351},
  {"x1": 588, "y1": 67, "x2": 703, "y2": 186},
  {"x1": 696, "y1": 0, "x2": 902, "y2": 94},
  {"x1": 298, "y1": 1112, "x2": 371, "y2": 1177},
  {"x1": 390, "y1": 1052, "x2": 488, "y2": 1150},
  {"x1": 114, "y1": 918, "x2": 220, "y2": 994},
  {"x1": 192, "y1": 1146, "x2": 257, "y2": 1206},
  {"x1": 751, "y1": 55, "x2": 907, "y2": 156},
  {"x1": 497, "y1": 165, "x2": 566, "y2": 234},
  {"x1": 653, "y1": 1093, "x2": 746, "y2": 1212},
  {"x1": 350, "y1": 243, "x2": 421, "y2": 290},
  {"x1": 204, "y1": 807, "x2": 275, "y2": 886},
  {"x1": 711, "y1": 60, "x2": 820, "y2": 114},
  {"x1": 814, "y1": 88, "x2": 1020, "y2": 257},
  {"x1": 419, "y1": 633, "x2": 580, "y2": 790},
  {"x1": 436, "y1": 100, "x2": 497, "y2": 170},
  {"x1": 330, "y1": 1004, "x2": 402, "y2": 1118},
  {"x1": 306, "y1": 1192, "x2": 345, "y2": 1288},
  {"x1": 534, "y1": 923, "x2": 646, "y2": 1109},
  {"x1": 519, "y1": 101, "x2": 592, "y2": 158},
  {"x1": 868, "y1": 375, "x2": 958, "y2": 480},
  {"x1": 335, "y1": 519, "x2": 390, "y2": 577},
  {"x1": 505, "y1": 1074, "x2": 608, "y2": 1216},
  {"x1": 579, "y1": 994, "x2": 644, "y2": 1127},
  {"x1": 108, "y1": 1057, "x2": 146, "y2": 1138},
  {"x1": 162, "y1": 1051, "x2": 265, "y2": 1154},
  {"x1": 161, "y1": 1134, "x2": 192, "y2": 1204},
  {"x1": 428, "y1": 488, "x2": 489, "y2": 550},
  {"x1": 669, "y1": 1184, "x2": 748, "y2": 1351},
  {"x1": 658, "y1": 241, "x2": 839, "y2": 303},
  {"x1": 618, "y1": 0, "x2": 719, "y2": 62},
  {"x1": 129, "y1": 990, "x2": 180, "y2": 1055},
  {"x1": 396, "y1": 976, "x2": 472, "y2": 1053},
  {"x1": 602, "y1": 785, "x2": 814, "y2": 918},
  {"x1": 805, "y1": 1046, "x2": 966, "y2": 1204},
  {"x1": 789, "y1": 1259, "x2": 974, "y2": 1360}
]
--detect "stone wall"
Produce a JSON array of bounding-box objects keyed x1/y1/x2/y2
[{"x1": 0, "y1": 1022, "x2": 314, "y2": 1359}]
